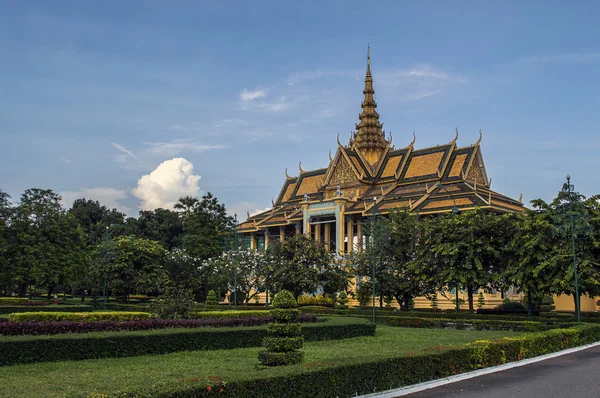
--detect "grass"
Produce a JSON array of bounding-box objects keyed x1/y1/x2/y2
[{"x1": 0, "y1": 325, "x2": 520, "y2": 398}]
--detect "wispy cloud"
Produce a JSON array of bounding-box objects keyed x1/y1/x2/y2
[
  {"x1": 144, "y1": 139, "x2": 226, "y2": 157},
  {"x1": 213, "y1": 118, "x2": 249, "y2": 128},
  {"x1": 110, "y1": 142, "x2": 137, "y2": 161},
  {"x1": 61, "y1": 158, "x2": 71, "y2": 163},
  {"x1": 519, "y1": 51, "x2": 600, "y2": 65},
  {"x1": 240, "y1": 88, "x2": 266, "y2": 101}
]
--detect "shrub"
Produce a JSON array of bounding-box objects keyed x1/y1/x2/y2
[
  {"x1": 497, "y1": 299, "x2": 526, "y2": 312},
  {"x1": 205, "y1": 290, "x2": 218, "y2": 306},
  {"x1": 259, "y1": 290, "x2": 304, "y2": 366},
  {"x1": 7, "y1": 311, "x2": 150, "y2": 323},
  {"x1": 104, "y1": 324, "x2": 600, "y2": 398},
  {"x1": 541, "y1": 295, "x2": 555, "y2": 312},
  {"x1": 192, "y1": 310, "x2": 271, "y2": 319},
  {"x1": 337, "y1": 291, "x2": 348, "y2": 309},
  {"x1": 0, "y1": 317, "x2": 373, "y2": 365},
  {"x1": 0, "y1": 298, "x2": 48, "y2": 306},
  {"x1": 0, "y1": 314, "x2": 318, "y2": 336},
  {"x1": 151, "y1": 287, "x2": 195, "y2": 319},
  {"x1": 297, "y1": 294, "x2": 333, "y2": 306},
  {"x1": 385, "y1": 316, "x2": 570, "y2": 332}
]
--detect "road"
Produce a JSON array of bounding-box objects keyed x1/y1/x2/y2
[{"x1": 405, "y1": 345, "x2": 600, "y2": 398}]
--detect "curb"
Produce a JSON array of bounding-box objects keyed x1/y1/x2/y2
[{"x1": 358, "y1": 341, "x2": 600, "y2": 397}]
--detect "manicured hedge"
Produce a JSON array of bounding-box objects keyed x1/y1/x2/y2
[
  {"x1": 191, "y1": 310, "x2": 271, "y2": 319},
  {"x1": 300, "y1": 306, "x2": 573, "y2": 324},
  {"x1": 0, "y1": 305, "x2": 94, "y2": 315},
  {"x1": 386, "y1": 316, "x2": 572, "y2": 332},
  {"x1": 8, "y1": 311, "x2": 151, "y2": 323},
  {"x1": 103, "y1": 324, "x2": 600, "y2": 398},
  {"x1": 0, "y1": 317, "x2": 375, "y2": 365},
  {"x1": 0, "y1": 314, "x2": 318, "y2": 336},
  {"x1": 477, "y1": 308, "x2": 541, "y2": 316}
]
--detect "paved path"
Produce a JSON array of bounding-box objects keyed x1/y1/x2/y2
[{"x1": 405, "y1": 345, "x2": 600, "y2": 398}]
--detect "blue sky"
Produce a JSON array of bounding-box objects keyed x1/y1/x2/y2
[{"x1": 1, "y1": 1, "x2": 599, "y2": 217}]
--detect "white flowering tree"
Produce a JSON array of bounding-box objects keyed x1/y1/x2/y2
[{"x1": 203, "y1": 248, "x2": 270, "y2": 305}]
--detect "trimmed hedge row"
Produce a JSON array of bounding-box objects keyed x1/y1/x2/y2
[
  {"x1": 385, "y1": 316, "x2": 572, "y2": 332},
  {"x1": 0, "y1": 317, "x2": 375, "y2": 365},
  {"x1": 102, "y1": 324, "x2": 600, "y2": 398},
  {"x1": 8, "y1": 311, "x2": 151, "y2": 323},
  {"x1": 0, "y1": 305, "x2": 95, "y2": 315},
  {"x1": 300, "y1": 306, "x2": 576, "y2": 323},
  {"x1": 191, "y1": 310, "x2": 271, "y2": 319},
  {"x1": 0, "y1": 314, "x2": 319, "y2": 336}
]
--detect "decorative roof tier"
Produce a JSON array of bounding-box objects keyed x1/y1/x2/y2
[
  {"x1": 237, "y1": 49, "x2": 524, "y2": 233},
  {"x1": 350, "y1": 46, "x2": 390, "y2": 166}
]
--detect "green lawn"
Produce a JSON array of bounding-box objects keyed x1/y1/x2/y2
[{"x1": 0, "y1": 325, "x2": 520, "y2": 398}]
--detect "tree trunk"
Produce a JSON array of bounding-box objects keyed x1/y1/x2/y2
[
  {"x1": 467, "y1": 287, "x2": 474, "y2": 314},
  {"x1": 527, "y1": 290, "x2": 532, "y2": 317},
  {"x1": 379, "y1": 293, "x2": 383, "y2": 309},
  {"x1": 573, "y1": 293, "x2": 579, "y2": 314}
]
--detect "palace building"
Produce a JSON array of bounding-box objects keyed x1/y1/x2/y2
[{"x1": 238, "y1": 49, "x2": 524, "y2": 254}]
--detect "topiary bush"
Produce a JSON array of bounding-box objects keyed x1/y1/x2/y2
[
  {"x1": 337, "y1": 291, "x2": 348, "y2": 309},
  {"x1": 205, "y1": 290, "x2": 218, "y2": 306},
  {"x1": 477, "y1": 292, "x2": 486, "y2": 309},
  {"x1": 258, "y1": 289, "x2": 304, "y2": 366}
]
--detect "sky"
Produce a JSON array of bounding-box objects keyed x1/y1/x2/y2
[{"x1": 1, "y1": 1, "x2": 599, "y2": 218}]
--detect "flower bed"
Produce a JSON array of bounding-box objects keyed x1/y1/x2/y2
[
  {"x1": 0, "y1": 317, "x2": 375, "y2": 365},
  {"x1": 0, "y1": 314, "x2": 318, "y2": 336},
  {"x1": 8, "y1": 311, "x2": 151, "y2": 323}
]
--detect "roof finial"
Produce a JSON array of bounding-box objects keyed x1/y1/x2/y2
[
  {"x1": 328, "y1": 149, "x2": 333, "y2": 162},
  {"x1": 452, "y1": 127, "x2": 459, "y2": 144},
  {"x1": 271, "y1": 198, "x2": 275, "y2": 207},
  {"x1": 337, "y1": 133, "x2": 342, "y2": 147},
  {"x1": 475, "y1": 129, "x2": 482, "y2": 145},
  {"x1": 405, "y1": 131, "x2": 416, "y2": 149},
  {"x1": 519, "y1": 193, "x2": 523, "y2": 203},
  {"x1": 285, "y1": 168, "x2": 290, "y2": 179},
  {"x1": 299, "y1": 161, "x2": 305, "y2": 173},
  {"x1": 367, "y1": 43, "x2": 371, "y2": 76},
  {"x1": 247, "y1": 210, "x2": 250, "y2": 219}
]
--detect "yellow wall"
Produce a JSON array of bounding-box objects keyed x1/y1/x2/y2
[{"x1": 553, "y1": 294, "x2": 599, "y2": 312}]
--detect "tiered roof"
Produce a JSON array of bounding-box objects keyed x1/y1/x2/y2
[{"x1": 239, "y1": 50, "x2": 523, "y2": 232}]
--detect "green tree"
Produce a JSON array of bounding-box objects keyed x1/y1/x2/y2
[
  {"x1": 9, "y1": 189, "x2": 88, "y2": 297},
  {"x1": 182, "y1": 193, "x2": 233, "y2": 260},
  {"x1": 0, "y1": 190, "x2": 13, "y2": 295},
  {"x1": 135, "y1": 208, "x2": 183, "y2": 250},
  {"x1": 351, "y1": 210, "x2": 432, "y2": 310},
  {"x1": 68, "y1": 199, "x2": 126, "y2": 246},
  {"x1": 95, "y1": 236, "x2": 166, "y2": 301},
  {"x1": 421, "y1": 209, "x2": 506, "y2": 313},
  {"x1": 540, "y1": 184, "x2": 600, "y2": 308},
  {"x1": 203, "y1": 248, "x2": 269, "y2": 304},
  {"x1": 269, "y1": 235, "x2": 347, "y2": 299}
]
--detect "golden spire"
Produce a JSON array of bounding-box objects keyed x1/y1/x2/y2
[{"x1": 351, "y1": 45, "x2": 388, "y2": 164}]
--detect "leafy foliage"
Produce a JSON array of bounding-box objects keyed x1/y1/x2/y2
[{"x1": 269, "y1": 235, "x2": 348, "y2": 299}]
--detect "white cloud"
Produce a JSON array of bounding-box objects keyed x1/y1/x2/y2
[
  {"x1": 61, "y1": 158, "x2": 71, "y2": 163},
  {"x1": 132, "y1": 157, "x2": 202, "y2": 211},
  {"x1": 240, "y1": 88, "x2": 266, "y2": 101},
  {"x1": 144, "y1": 139, "x2": 225, "y2": 157},
  {"x1": 61, "y1": 187, "x2": 131, "y2": 215},
  {"x1": 110, "y1": 141, "x2": 137, "y2": 161}
]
